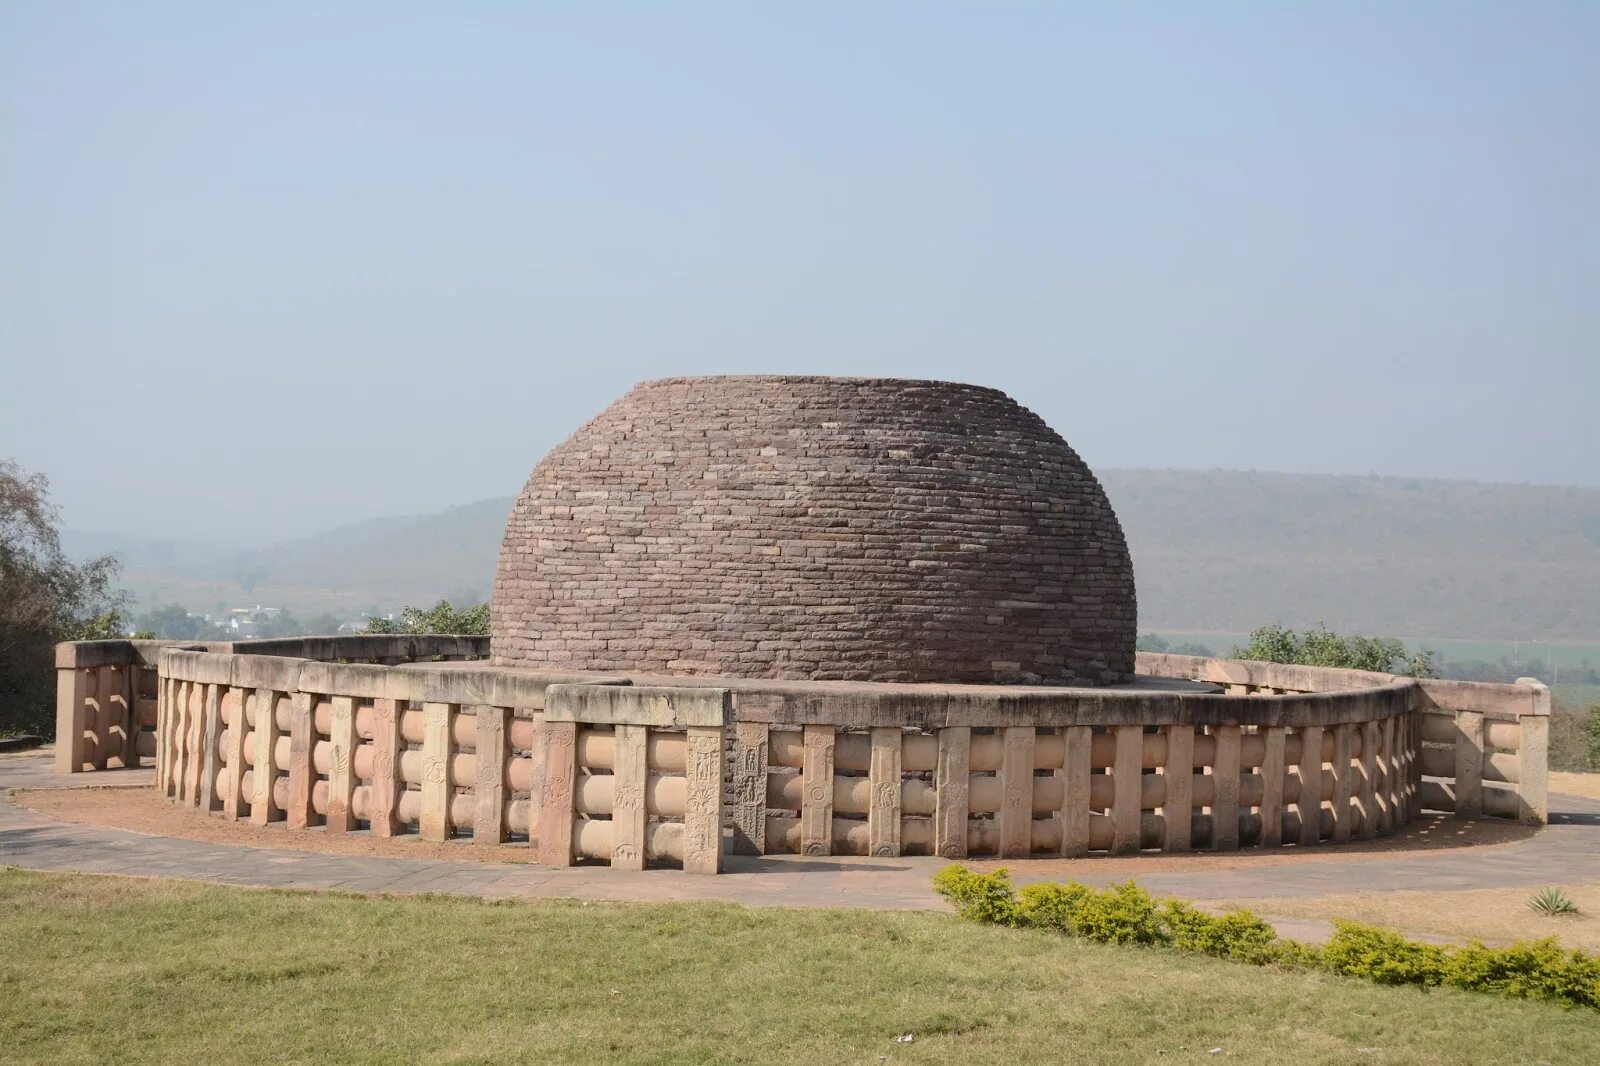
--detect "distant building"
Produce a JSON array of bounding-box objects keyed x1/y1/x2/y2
[{"x1": 223, "y1": 605, "x2": 281, "y2": 634}]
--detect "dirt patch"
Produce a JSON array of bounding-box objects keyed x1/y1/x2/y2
[
  {"x1": 14, "y1": 786, "x2": 542, "y2": 865},
  {"x1": 1552, "y1": 771, "x2": 1600, "y2": 802},
  {"x1": 1215, "y1": 883, "x2": 1600, "y2": 951}
]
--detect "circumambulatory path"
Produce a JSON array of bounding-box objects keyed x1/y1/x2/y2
[{"x1": 5, "y1": 751, "x2": 1598, "y2": 943}]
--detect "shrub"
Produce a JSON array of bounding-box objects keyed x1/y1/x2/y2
[
  {"x1": 935, "y1": 873, "x2": 1163, "y2": 944},
  {"x1": 1016, "y1": 881, "x2": 1093, "y2": 933},
  {"x1": 1066, "y1": 881, "x2": 1167, "y2": 946},
  {"x1": 930, "y1": 865, "x2": 1020, "y2": 926},
  {"x1": 950, "y1": 872, "x2": 1285, "y2": 957},
  {"x1": 934, "y1": 868, "x2": 1600, "y2": 1010},
  {"x1": 1443, "y1": 939, "x2": 1600, "y2": 1009},
  {"x1": 1321, "y1": 923, "x2": 1600, "y2": 1007},
  {"x1": 1161, "y1": 900, "x2": 1280, "y2": 963},
  {"x1": 1265, "y1": 937, "x2": 1325, "y2": 970},
  {"x1": 1322, "y1": 921, "x2": 1448, "y2": 986}
]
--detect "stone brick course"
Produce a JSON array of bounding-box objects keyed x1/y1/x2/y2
[{"x1": 492, "y1": 376, "x2": 1136, "y2": 685}]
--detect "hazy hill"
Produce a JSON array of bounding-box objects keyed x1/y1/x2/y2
[
  {"x1": 93, "y1": 500, "x2": 512, "y2": 619},
  {"x1": 1100, "y1": 471, "x2": 1600, "y2": 640},
  {"x1": 249, "y1": 498, "x2": 512, "y2": 603},
  {"x1": 94, "y1": 471, "x2": 1600, "y2": 641}
]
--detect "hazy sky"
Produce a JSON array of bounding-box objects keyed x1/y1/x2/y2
[{"x1": 3, "y1": 2, "x2": 1595, "y2": 545}]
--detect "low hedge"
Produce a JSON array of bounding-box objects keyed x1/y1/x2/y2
[{"x1": 931, "y1": 865, "x2": 1600, "y2": 1010}]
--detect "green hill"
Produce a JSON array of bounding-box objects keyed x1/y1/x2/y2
[{"x1": 101, "y1": 470, "x2": 1600, "y2": 642}]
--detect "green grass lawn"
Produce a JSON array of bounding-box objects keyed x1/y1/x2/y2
[{"x1": 1, "y1": 869, "x2": 1596, "y2": 1065}]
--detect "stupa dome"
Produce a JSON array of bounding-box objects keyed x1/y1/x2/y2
[{"x1": 491, "y1": 375, "x2": 1136, "y2": 685}]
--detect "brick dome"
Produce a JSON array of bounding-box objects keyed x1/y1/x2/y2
[{"x1": 491, "y1": 376, "x2": 1136, "y2": 685}]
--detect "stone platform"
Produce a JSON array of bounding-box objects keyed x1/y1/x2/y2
[
  {"x1": 55, "y1": 636, "x2": 1552, "y2": 877},
  {"x1": 7, "y1": 752, "x2": 1597, "y2": 942}
]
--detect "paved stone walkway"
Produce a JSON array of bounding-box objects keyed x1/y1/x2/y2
[{"x1": 4, "y1": 753, "x2": 1599, "y2": 921}]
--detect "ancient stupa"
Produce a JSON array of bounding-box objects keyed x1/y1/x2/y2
[
  {"x1": 492, "y1": 375, "x2": 1136, "y2": 685},
  {"x1": 71, "y1": 374, "x2": 1532, "y2": 871}
]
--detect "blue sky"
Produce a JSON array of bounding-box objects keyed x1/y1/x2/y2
[{"x1": 2, "y1": 3, "x2": 1595, "y2": 542}]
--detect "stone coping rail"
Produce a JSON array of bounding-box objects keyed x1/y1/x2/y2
[{"x1": 52, "y1": 637, "x2": 1549, "y2": 873}]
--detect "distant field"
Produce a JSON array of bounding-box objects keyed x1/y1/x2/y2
[
  {"x1": 1148, "y1": 631, "x2": 1600, "y2": 676},
  {"x1": 1420, "y1": 639, "x2": 1600, "y2": 672}
]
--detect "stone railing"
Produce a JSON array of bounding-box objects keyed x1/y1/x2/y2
[
  {"x1": 53, "y1": 636, "x2": 487, "y2": 776},
  {"x1": 726, "y1": 661, "x2": 1419, "y2": 859},
  {"x1": 153, "y1": 642, "x2": 728, "y2": 874},
  {"x1": 1415, "y1": 677, "x2": 1549, "y2": 823},
  {"x1": 54, "y1": 639, "x2": 1550, "y2": 872},
  {"x1": 1136, "y1": 653, "x2": 1550, "y2": 825},
  {"x1": 53, "y1": 639, "x2": 223, "y2": 774}
]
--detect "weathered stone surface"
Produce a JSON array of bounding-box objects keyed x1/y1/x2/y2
[
  {"x1": 730, "y1": 722, "x2": 768, "y2": 855},
  {"x1": 492, "y1": 376, "x2": 1136, "y2": 685},
  {"x1": 934, "y1": 726, "x2": 970, "y2": 859},
  {"x1": 610, "y1": 723, "x2": 647, "y2": 870},
  {"x1": 419, "y1": 702, "x2": 454, "y2": 842}
]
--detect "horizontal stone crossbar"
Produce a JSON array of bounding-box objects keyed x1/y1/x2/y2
[{"x1": 544, "y1": 685, "x2": 732, "y2": 728}]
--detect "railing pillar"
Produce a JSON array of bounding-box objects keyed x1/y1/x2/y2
[
  {"x1": 1515, "y1": 678, "x2": 1550, "y2": 825},
  {"x1": 1452, "y1": 710, "x2": 1485, "y2": 820},
  {"x1": 730, "y1": 722, "x2": 769, "y2": 856},
  {"x1": 52, "y1": 666, "x2": 90, "y2": 774}
]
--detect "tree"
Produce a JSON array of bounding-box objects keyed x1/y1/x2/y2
[
  {"x1": 1137, "y1": 633, "x2": 1215, "y2": 657},
  {"x1": 366, "y1": 599, "x2": 488, "y2": 636},
  {"x1": 252, "y1": 610, "x2": 304, "y2": 639},
  {"x1": 0, "y1": 461, "x2": 125, "y2": 735},
  {"x1": 133, "y1": 603, "x2": 222, "y2": 641},
  {"x1": 1233, "y1": 623, "x2": 1436, "y2": 678},
  {"x1": 303, "y1": 612, "x2": 345, "y2": 636}
]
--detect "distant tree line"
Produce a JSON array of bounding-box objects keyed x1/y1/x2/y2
[
  {"x1": 1141, "y1": 623, "x2": 1438, "y2": 677},
  {"x1": 1135, "y1": 633, "x2": 1217, "y2": 657},
  {"x1": 365, "y1": 600, "x2": 488, "y2": 636},
  {"x1": 101, "y1": 598, "x2": 491, "y2": 642},
  {"x1": 1231, "y1": 623, "x2": 1437, "y2": 678},
  {"x1": 1223, "y1": 623, "x2": 1600, "y2": 774},
  {"x1": 130, "y1": 603, "x2": 348, "y2": 641},
  {"x1": 1432, "y1": 656, "x2": 1600, "y2": 687},
  {"x1": 1144, "y1": 625, "x2": 1597, "y2": 689}
]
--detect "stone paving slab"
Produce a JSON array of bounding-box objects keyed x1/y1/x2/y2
[{"x1": 5, "y1": 755, "x2": 1599, "y2": 925}]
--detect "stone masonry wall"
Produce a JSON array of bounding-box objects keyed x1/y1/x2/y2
[{"x1": 492, "y1": 376, "x2": 1136, "y2": 685}]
